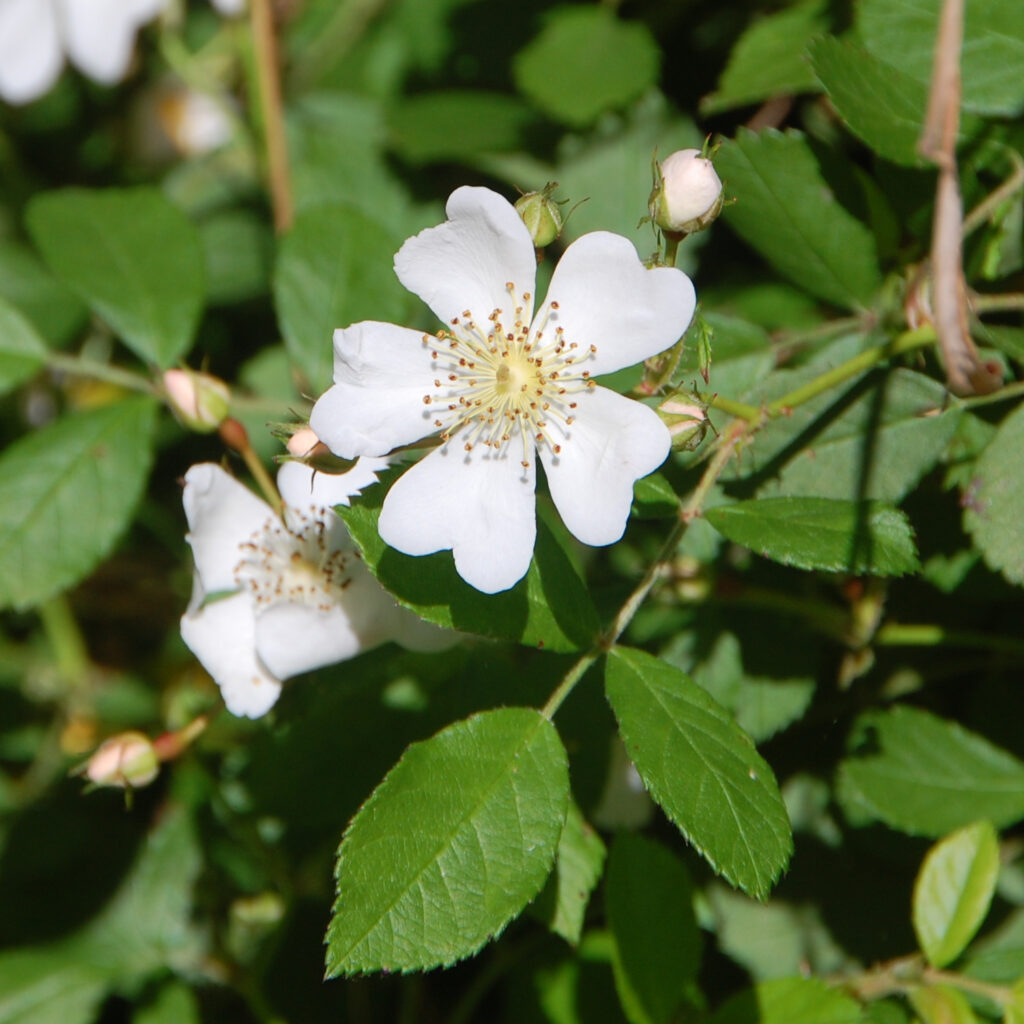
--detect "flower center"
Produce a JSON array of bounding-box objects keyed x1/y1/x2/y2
[
  {"x1": 420, "y1": 283, "x2": 598, "y2": 467},
  {"x1": 234, "y1": 510, "x2": 351, "y2": 612}
]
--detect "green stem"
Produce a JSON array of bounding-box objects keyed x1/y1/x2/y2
[
  {"x1": 707, "y1": 392, "x2": 761, "y2": 423},
  {"x1": 971, "y1": 291, "x2": 1024, "y2": 313},
  {"x1": 875, "y1": 622, "x2": 1024, "y2": 656},
  {"x1": 763, "y1": 326, "x2": 936, "y2": 417},
  {"x1": 960, "y1": 378, "x2": 1024, "y2": 410},
  {"x1": 541, "y1": 420, "x2": 748, "y2": 720},
  {"x1": 704, "y1": 326, "x2": 937, "y2": 427},
  {"x1": 45, "y1": 352, "x2": 159, "y2": 396},
  {"x1": 962, "y1": 146, "x2": 1024, "y2": 237},
  {"x1": 662, "y1": 231, "x2": 683, "y2": 267},
  {"x1": 38, "y1": 595, "x2": 91, "y2": 687}
]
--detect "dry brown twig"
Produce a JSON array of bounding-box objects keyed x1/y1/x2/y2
[{"x1": 917, "y1": 0, "x2": 1001, "y2": 396}]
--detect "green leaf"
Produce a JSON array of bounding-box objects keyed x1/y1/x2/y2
[
  {"x1": 701, "y1": 0, "x2": 828, "y2": 114},
  {"x1": 606, "y1": 833, "x2": 700, "y2": 1024},
  {"x1": 604, "y1": 647, "x2": 792, "y2": 899},
  {"x1": 705, "y1": 497, "x2": 919, "y2": 576},
  {"x1": 0, "y1": 954, "x2": 108, "y2": 1024},
  {"x1": 857, "y1": 0, "x2": 1024, "y2": 117},
  {"x1": 339, "y1": 474, "x2": 600, "y2": 653},
  {"x1": 388, "y1": 92, "x2": 536, "y2": 164},
  {"x1": 707, "y1": 977, "x2": 864, "y2": 1024},
  {"x1": 807, "y1": 37, "x2": 929, "y2": 166},
  {"x1": 26, "y1": 188, "x2": 204, "y2": 367},
  {"x1": 632, "y1": 473, "x2": 679, "y2": 519},
  {"x1": 325, "y1": 707, "x2": 570, "y2": 974},
  {"x1": 513, "y1": 7, "x2": 660, "y2": 127},
  {"x1": 0, "y1": 398, "x2": 158, "y2": 611},
  {"x1": 690, "y1": 632, "x2": 815, "y2": 744},
  {"x1": 837, "y1": 706, "x2": 1024, "y2": 837},
  {"x1": 531, "y1": 800, "x2": 606, "y2": 946},
  {"x1": 199, "y1": 210, "x2": 273, "y2": 307},
  {"x1": 909, "y1": 985, "x2": 980, "y2": 1024},
  {"x1": 133, "y1": 983, "x2": 201, "y2": 1024},
  {"x1": 286, "y1": 93, "x2": 424, "y2": 233},
  {"x1": 0, "y1": 298, "x2": 48, "y2": 397},
  {"x1": 914, "y1": 821, "x2": 1000, "y2": 968},
  {"x1": 715, "y1": 129, "x2": 881, "y2": 310},
  {"x1": 273, "y1": 202, "x2": 409, "y2": 393},
  {"x1": 0, "y1": 239, "x2": 87, "y2": 347},
  {"x1": 964, "y1": 403, "x2": 1024, "y2": 586},
  {"x1": 0, "y1": 805, "x2": 202, "y2": 1024},
  {"x1": 731, "y1": 368, "x2": 958, "y2": 504}
]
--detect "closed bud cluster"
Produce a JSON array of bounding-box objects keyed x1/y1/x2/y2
[
  {"x1": 85, "y1": 732, "x2": 159, "y2": 789},
  {"x1": 515, "y1": 183, "x2": 565, "y2": 248},
  {"x1": 164, "y1": 368, "x2": 231, "y2": 433},
  {"x1": 650, "y1": 148, "x2": 724, "y2": 235}
]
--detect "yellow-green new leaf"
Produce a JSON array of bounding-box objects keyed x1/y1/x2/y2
[
  {"x1": 913, "y1": 821, "x2": 1000, "y2": 968},
  {"x1": 910, "y1": 985, "x2": 980, "y2": 1024}
]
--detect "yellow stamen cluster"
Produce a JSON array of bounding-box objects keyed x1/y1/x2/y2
[
  {"x1": 235, "y1": 511, "x2": 351, "y2": 613},
  {"x1": 420, "y1": 283, "x2": 597, "y2": 468}
]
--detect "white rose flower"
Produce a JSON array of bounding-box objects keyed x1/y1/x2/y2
[
  {"x1": 0, "y1": 0, "x2": 167, "y2": 106},
  {"x1": 181, "y1": 458, "x2": 450, "y2": 718},
  {"x1": 310, "y1": 186, "x2": 696, "y2": 594}
]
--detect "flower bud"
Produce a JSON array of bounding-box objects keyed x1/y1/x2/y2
[
  {"x1": 278, "y1": 423, "x2": 358, "y2": 474},
  {"x1": 85, "y1": 732, "x2": 159, "y2": 789},
  {"x1": 659, "y1": 397, "x2": 708, "y2": 451},
  {"x1": 164, "y1": 369, "x2": 231, "y2": 433},
  {"x1": 515, "y1": 184, "x2": 565, "y2": 248},
  {"x1": 650, "y1": 148, "x2": 724, "y2": 235}
]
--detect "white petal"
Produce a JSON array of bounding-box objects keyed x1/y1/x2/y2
[
  {"x1": 181, "y1": 594, "x2": 282, "y2": 718},
  {"x1": 210, "y1": 0, "x2": 245, "y2": 15},
  {"x1": 541, "y1": 386, "x2": 670, "y2": 547},
  {"x1": 378, "y1": 442, "x2": 537, "y2": 594},
  {"x1": 0, "y1": 0, "x2": 62, "y2": 105},
  {"x1": 276, "y1": 457, "x2": 388, "y2": 516},
  {"x1": 183, "y1": 463, "x2": 274, "y2": 595},
  {"x1": 59, "y1": 0, "x2": 161, "y2": 85},
  {"x1": 253, "y1": 603, "x2": 362, "y2": 680},
  {"x1": 309, "y1": 321, "x2": 440, "y2": 458},
  {"x1": 543, "y1": 232, "x2": 696, "y2": 377},
  {"x1": 394, "y1": 186, "x2": 537, "y2": 330},
  {"x1": 254, "y1": 560, "x2": 403, "y2": 677}
]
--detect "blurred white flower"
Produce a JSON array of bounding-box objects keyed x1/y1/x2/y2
[
  {"x1": 181, "y1": 458, "x2": 450, "y2": 718},
  {"x1": 210, "y1": 0, "x2": 245, "y2": 14},
  {"x1": 0, "y1": 0, "x2": 167, "y2": 105},
  {"x1": 310, "y1": 186, "x2": 696, "y2": 593},
  {"x1": 156, "y1": 88, "x2": 234, "y2": 155}
]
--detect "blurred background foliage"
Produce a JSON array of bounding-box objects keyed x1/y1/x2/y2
[{"x1": 1, "y1": 0, "x2": 1024, "y2": 1021}]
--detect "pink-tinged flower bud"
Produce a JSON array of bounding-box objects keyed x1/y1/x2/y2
[
  {"x1": 286, "y1": 426, "x2": 321, "y2": 458},
  {"x1": 658, "y1": 397, "x2": 708, "y2": 451},
  {"x1": 85, "y1": 732, "x2": 159, "y2": 789},
  {"x1": 651, "y1": 149, "x2": 724, "y2": 235},
  {"x1": 164, "y1": 369, "x2": 231, "y2": 433},
  {"x1": 515, "y1": 184, "x2": 565, "y2": 249}
]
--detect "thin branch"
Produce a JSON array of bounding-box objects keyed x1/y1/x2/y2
[
  {"x1": 917, "y1": 0, "x2": 1001, "y2": 395},
  {"x1": 250, "y1": 0, "x2": 293, "y2": 232}
]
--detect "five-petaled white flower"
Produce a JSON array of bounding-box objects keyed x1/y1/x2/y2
[
  {"x1": 310, "y1": 187, "x2": 696, "y2": 594},
  {"x1": 181, "y1": 458, "x2": 449, "y2": 718},
  {"x1": 0, "y1": 0, "x2": 167, "y2": 105}
]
